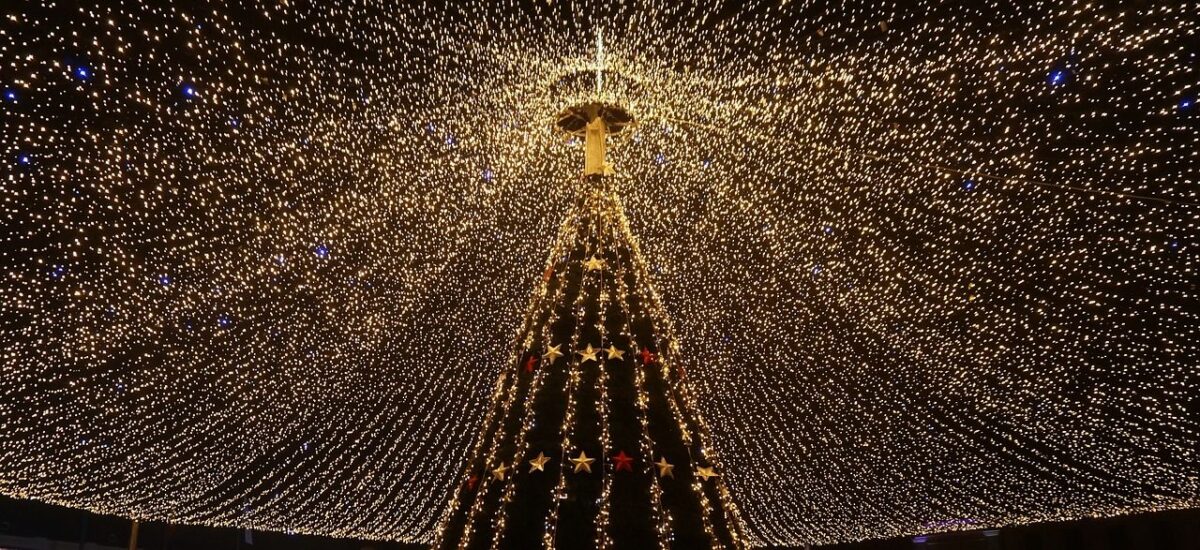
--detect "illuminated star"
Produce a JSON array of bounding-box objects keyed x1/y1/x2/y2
[
  {"x1": 528, "y1": 452, "x2": 551, "y2": 472},
  {"x1": 639, "y1": 347, "x2": 655, "y2": 365},
  {"x1": 491, "y1": 463, "x2": 509, "y2": 481},
  {"x1": 696, "y1": 466, "x2": 718, "y2": 481},
  {"x1": 584, "y1": 256, "x2": 604, "y2": 271},
  {"x1": 605, "y1": 345, "x2": 624, "y2": 360},
  {"x1": 612, "y1": 450, "x2": 634, "y2": 472},
  {"x1": 542, "y1": 344, "x2": 563, "y2": 363},
  {"x1": 577, "y1": 344, "x2": 599, "y2": 363},
  {"x1": 655, "y1": 457, "x2": 675, "y2": 479},
  {"x1": 570, "y1": 451, "x2": 595, "y2": 474}
]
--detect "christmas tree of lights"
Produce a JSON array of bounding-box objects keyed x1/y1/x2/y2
[{"x1": 434, "y1": 99, "x2": 749, "y2": 549}]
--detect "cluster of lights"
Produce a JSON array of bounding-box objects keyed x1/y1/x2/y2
[{"x1": 0, "y1": 0, "x2": 1197, "y2": 547}]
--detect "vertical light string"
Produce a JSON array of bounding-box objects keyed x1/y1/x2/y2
[
  {"x1": 542, "y1": 187, "x2": 606, "y2": 549},
  {"x1": 592, "y1": 181, "x2": 614, "y2": 550},
  {"x1": 606, "y1": 187, "x2": 672, "y2": 550}
]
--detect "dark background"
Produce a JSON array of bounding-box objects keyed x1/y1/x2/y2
[
  {"x1": 2, "y1": 495, "x2": 1195, "y2": 550},
  {"x1": 0, "y1": 495, "x2": 422, "y2": 550},
  {"x1": 807, "y1": 508, "x2": 1200, "y2": 550}
]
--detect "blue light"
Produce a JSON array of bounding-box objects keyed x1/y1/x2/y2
[
  {"x1": 1180, "y1": 97, "x2": 1193, "y2": 110},
  {"x1": 654, "y1": 153, "x2": 666, "y2": 165},
  {"x1": 182, "y1": 84, "x2": 198, "y2": 98},
  {"x1": 50, "y1": 265, "x2": 66, "y2": 280},
  {"x1": 811, "y1": 264, "x2": 823, "y2": 275},
  {"x1": 17, "y1": 154, "x2": 31, "y2": 165},
  {"x1": 962, "y1": 179, "x2": 977, "y2": 191},
  {"x1": 1048, "y1": 69, "x2": 1067, "y2": 86},
  {"x1": 3, "y1": 89, "x2": 16, "y2": 102},
  {"x1": 74, "y1": 66, "x2": 91, "y2": 80},
  {"x1": 482, "y1": 168, "x2": 495, "y2": 182},
  {"x1": 314, "y1": 244, "x2": 330, "y2": 259},
  {"x1": 701, "y1": 158, "x2": 712, "y2": 169},
  {"x1": 217, "y1": 314, "x2": 233, "y2": 328},
  {"x1": 823, "y1": 225, "x2": 834, "y2": 235},
  {"x1": 158, "y1": 274, "x2": 172, "y2": 286}
]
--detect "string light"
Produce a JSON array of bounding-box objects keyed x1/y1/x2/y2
[{"x1": 0, "y1": 1, "x2": 1197, "y2": 548}]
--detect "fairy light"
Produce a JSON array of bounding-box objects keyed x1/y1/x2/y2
[
  {"x1": 609, "y1": 219, "x2": 672, "y2": 550},
  {"x1": 0, "y1": 1, "x2": 1197, "y2": 548}
]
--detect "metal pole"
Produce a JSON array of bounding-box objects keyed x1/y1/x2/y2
[
  {"x1": 584, "y1": 109, "x2": 608, "y2": 176},
  {"x1": 128, "y1": 519, "x2": 140, "y2": 550}
]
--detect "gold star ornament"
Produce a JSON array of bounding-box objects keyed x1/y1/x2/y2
[
  {"x1": 655, "y1": 457, "x2": 675, "y2": 478},
  {"x1": 491, "y1": 464, "x2": 509, "y2": 481},
  {"x1": 605, "y1": 345, "x2": 625, "y2": 360},
  {"x1": 570, "y1": 451, "x2": 595, "y2": 474},
  {"x1": 577, "y1": 343, "x2": 599, "y2": 363},
  {"x1": 542, "y1": 344, "x2": 563, "y2": 363},
  {"x1": 528, "y1": 452, "x2": 551, "y2": 472},
  {"x1": 584, "y1": 256, "x2": 605, "y2": 271},
  {"x1": 696, "y1": 466, "x2": 719, "y2": 481}
]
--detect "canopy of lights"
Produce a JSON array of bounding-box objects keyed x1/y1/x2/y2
[{"x1": 0, "y1": 0, "x2": 1196, "y2": 547}]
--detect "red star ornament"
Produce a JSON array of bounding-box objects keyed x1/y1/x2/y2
[
  {"x1": 523, "y1": 355, "x2": 537, "y2": 373},
  {"x1": 640, "y1": 347, "x2": 655, "y2": 366},
  {"x1": 612, "y1": 450, "x2": 634, "y2": 472}
]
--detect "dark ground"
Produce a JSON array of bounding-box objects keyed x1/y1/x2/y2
[
  {"x1": 1, "y1": 495, "x2": 1196, "y2": 549},
  {"x1": 804, "y1": 507, "x2": 1200, "y2": 550},
  {"x1": 0, "y1": 494, "x2": 421, "y2": 550}
]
